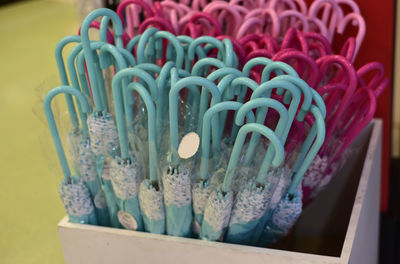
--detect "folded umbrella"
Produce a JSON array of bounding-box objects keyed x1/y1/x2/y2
[
  {"x1": 201, "y1": 123, "x2": 284, "y2": 241},
  {"x1": 125, "y1": 82, "x2": 166, "y2": 234},
  {"x1": 44, "y1": 86, "x2": 97, "y2": 225},
  {"x1": 193, "y1": 101, "x2": 255, "y2": 233}
]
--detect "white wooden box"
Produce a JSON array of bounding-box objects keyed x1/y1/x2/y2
[{"x1": 58, "y1": 119, "x2": 382, "y2": 264}]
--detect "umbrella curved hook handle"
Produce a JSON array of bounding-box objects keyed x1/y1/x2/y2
[
  {"x1": 116, "y1": 0, "x2": 155, "y2": 29},
  {"x1": 272, "y1": 50, "x2": 320, "y2": 88},
  {"x1": 125, "y1": 82, "x2": 159, "y2": 184},
  {"x1": 236, "y1": 97, "x2": 289, "y2": 170},
  {"x1": 242, "y1": 57, "x2": 273, "y2": 78},
  {"x1": 44, "y1": 86, "x2": 90, "y2": 182},
  {"x1": 136, "y1": 27, "x2": 159, "y2": 65},
  {"x1": 199, "y1": 101, "x2": 255, "y2": 182},
  {"x1": 169, "y1": 74, "x2": 220, "y2": 167},
  {"x1": 112, "y1": 68, "x2": 158, "y2": 160},
  {"x1": 221, "y1": 123, "x2": 284, "y2": 193},
  {"x1": 187, "y1": 36, "x2": 225, "y2": 71},
  {"x1": 55, "y1": 35, "x2": 82, "y2": 130},
  {"x1": 357, "y1": 62, "x2": 388, "y2": 98},
  {"x1": 337, "y1": 13, "x2": 366, "y2": 61},
  {"x1": 280, "y1": 27, "x2": 308, "y2": 54},
  {"x1": 222, "y1": 38, "x2": 236, "y2": 67},
  {"x1": 153, "y1": 31, "x2": 185, "y2": 69},
  {"x1": 270, "y1": 75, "x2": 313, "y2": 121},
  {"x1": 81, "y1": 8, "x2": 124, "y2": 112}
]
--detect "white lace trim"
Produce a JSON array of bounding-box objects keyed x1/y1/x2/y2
[
  {"x1": 302, "y1": 155, "x2": 329, "y2": 190},
  {"x1": 269, "y1": 167, "x2": 291, "y2": 209},
  {"x1": 202, "y1": 190, "x2": 233, "y2": 232},
  {"x1": 270, "y1": 186, "x2": 303, "y2": 234},
  {"x1": 110, "y1": 158, "x2": 141, "y2": 200},
  {"x1": 229, "y1": 177, "x2": 270, "y2": 225},
  {"x1": 101, "y1": 159, "x2": 111, "y2": 180},
  {"x1": 192, "y1": 182, "x2": 213, "y2": 216},
  {"x1": 78, "y1": 141, "x2": 98, "y2": 183},
  {"x1": 87, "y1": 112, "x2": 119, "y2": 156},
  {"x1": 162, "y1": 166, "x2": 192, "y2": 207},
  {"x1": 59, "y1": 180, "x2": 94, "y2": 217},
  {"x1": 139, "y1": 180, "x2": 165, "y2": 221}
]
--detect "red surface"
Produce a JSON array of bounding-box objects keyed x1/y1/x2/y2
[
  {"x1": 305, "y1": 0, "x2": 395, "y2": 211},
  {"x1": 355, "y1": 0, "x2": 394, "y2": 212}
]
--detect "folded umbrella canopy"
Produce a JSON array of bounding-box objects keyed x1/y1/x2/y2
[
  {"x1": 111, "y1": 66, "x2": 160, "y2": 231},
  {"x1": 192, "y1": 101, "x2": 255, "y2": 233},
  {"x1": 165, "y1": 69, "x2": 221, "y2": 237},
  {"x1": 44, "y1": 86, "x2": 97, "y2": 225},
  {"x1": 80, "y1": 9, "x2": 126, "y2": 227},
  {"x1": 200, "y1": 123, "x2": 284, "y2": 241},
  {"x1": 125, "y1": 82, "x2": 166, "y2": 234},
  {"x1": 259, "y1": 104, "x2": 326, "y2": 246},
  {"x1": 224, "y1": 97, "x2": 290, "y2": 245}
]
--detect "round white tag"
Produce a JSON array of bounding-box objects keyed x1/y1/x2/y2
[
  {"x1": 178, "y1": 132, "x2": 200, "y2": 159},
  {"x1": 94, "y1": 191, "x2": 107, "y2": 209},
  {"x1": 117, "y1": 211, "x2": 138, "y2": 230}
]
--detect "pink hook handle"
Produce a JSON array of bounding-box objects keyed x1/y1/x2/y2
[
  {"x1": 139, "y1": 16, "x2": 176, "y2": 34},
  {"x1": 337, "y1": 12, "x2": 366, "y2": 62},
  {"x1": 280, "y1": 27, "x2": 309, "y2": 54},
  {"x1": 316, "y1": 55, "x2": 357, "y2": 146},
  {"x1": 331, "y1": 87, "x2": 376, "y2": 163},
  {"x1": 356, "y1": 62, "x2": 389, "y2": 98},
  {"x1": 272, "y1": 49, "x2": 320, "y2": 88}
]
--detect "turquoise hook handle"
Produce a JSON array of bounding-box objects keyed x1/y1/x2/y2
[
  {"x1": 187, "y1": 36, "x2": 225, "y2": 71},
  {"x1": 191, "y1": 58, "x2": 226, "y2": 136},
  {"x1": 44, "y1": 86, "x2": 90, "y2": 182},
  {"x1": 287, "y1": 106, "x2": 325, "y2": 195},
  {"x1": 173, "y1": 35, "x2": 206, "y2": 72},
  {"x1": 126, "y1": 34, "x2": 142, "y2": 53},
  {"x1": 270, "y1": 75, "x2": 313, "y2": 121},
  {"x1": 81, "y1": 8, "x2": 124, "y2": 111},
  {"x1": 227, "y1": 77, "x2": 264, "y2": 144},
  {"x1": 250, "y1": 79, "x2": 301, "y2": 144},
  {"x1": 221, "y1": 123, "x2": 284, "y2": 193},
  {"x1": 125, "y1": 82, "x2": 159, "y2": 184},
  {"x1": 137, "y1": 27, "x2": 158, "y2": 64},
  {"x1": 76, "y1": 50, "x2": 91, "y2": 100},
  {"x1": 112, "y1": 67, "x2": 159, "y2": 160},
  {"x1": 222, "y1": 38, "x2": 235, "y2": 68},
  {"x1": 199, "y1": 101, "x2": 255, "y2": 181},
  {"x1": 55, "y1": 35, "x2": 81, "y2": 130},
  {"x1": 169, "y1": 75, "x2": 221, "y2": 167},
  {"x1": 154, "y1": 31, "x2": 184, "y2": 69},
  {"x1": 261, "y1": 61, "x2": 299, "y2": 82},
  {"x1": 242, "y1": 57, "x2": 273, "y2": 77},
  {"x1": 291, "y1": 90, "x2": 327, "y2": 173},
  {"x1": 261, "y1": 61, "x2": 300, "y2": 96},
  {"x1": 67, "y1": 43, "x2": 91, "y2": 118},
  {"x1": 235, "y1": 98, "x2": 289, "y2": 180}
]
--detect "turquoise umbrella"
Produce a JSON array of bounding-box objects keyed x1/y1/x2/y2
[
  {"x1": 125, "y1": 82, "x2": 165, "y2": 234},
  {"x1": 223, "y1": 98, "x2": 290, "y2": 245},
  {"x1": 259, "y1": 104, "x2": 326, "y2": 246},
  {"x1": 80, "y1": 9, "x2": 125, "y2": 226},
  {"x1": 192, "y1": 101, "x2": 255, "y2": 234},
  {"x1": 44, "y1": 86, "x2": 97, "y2": 225},
  {"x1": 200, "y1": 123, "x2": 284, "y2": 241},
  {"x1": 248, "y1": 74, "x2": 314, "y2": 245},
  {"x1": 64, "y1": 43, "x2": 112, "y2": 226},
  {"x1": 164, "y1": 70, "x2": 221, "y2": 237},
  {"x1": 111, "y1": 67, "x2": 159, "y2": 231}
]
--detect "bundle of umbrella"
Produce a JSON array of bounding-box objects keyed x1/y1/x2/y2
[{"x1": 43, "y1": 0, "x2": 387, "y2": 248}]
